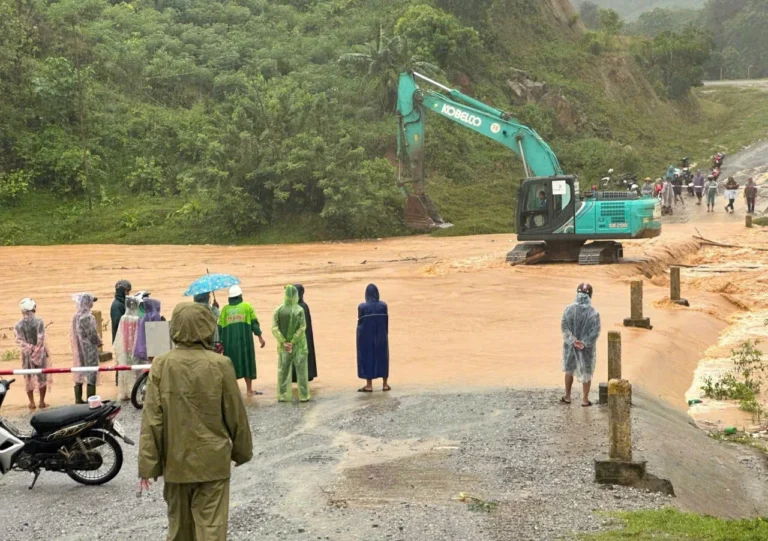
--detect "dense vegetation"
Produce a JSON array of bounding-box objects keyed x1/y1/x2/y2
[{"x1": 0, "y1": 0, "x2": 763, "y2": 245}]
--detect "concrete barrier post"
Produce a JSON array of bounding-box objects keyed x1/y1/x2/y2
[
  {"x1": 746, "y1": 215, "x2": 753, "y2": 228},
  {"x1": 608, "y1": 379, "x2": 632, "y2": 461},
  {"x1": 608, "y1": 332, "x2": 622, "y2": 380},
  {"x1": 670, "y1": 267, "x2": 681, "y2": 301},
  {"x1": 623, "y1": 281, "x2": 652, "y2": 329}
]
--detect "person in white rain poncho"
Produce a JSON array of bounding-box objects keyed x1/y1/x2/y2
[
  {"x1": 114, "y1": 296, "x2": 140, "y2": 401},
  {"x1": 561, "y1": 283, "x2": 601, "y2": 407}
]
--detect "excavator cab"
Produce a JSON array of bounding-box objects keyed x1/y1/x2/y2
[{"x1": 516, "y1": 176, "x2": 577, "y2": 237}]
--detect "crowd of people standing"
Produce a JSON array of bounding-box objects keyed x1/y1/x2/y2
[{"x1": 11, "y1": 279, "x2": 392, "y2": 408}]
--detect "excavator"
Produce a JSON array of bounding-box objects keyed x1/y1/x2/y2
[{"x1": 396, "y1": 72, "x2": 662, "y2": 265}]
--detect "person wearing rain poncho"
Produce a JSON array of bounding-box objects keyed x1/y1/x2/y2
[
  {"x1": 70, "y1": 293, "x2": 102, "y2": 404},
  {"x1": 291, "y1": 284, "x2": 318, "y2": 383},
  {"x1": 218, "y1": 285, "x2": 266, "y2": 396},
  {"x1": 356, "y1": 284, "x2": 391, "y2": 393},
  {"x1": 139, "y1": 303, "x2": 253, "y2": 541},
  {"x1": 661, "y1": 178, "x2": 674, "y2": 215},
  {"x1": 14, "y1": 298, "x2": 51, "y2": 409},
  {"x1": 272, "y1": 285, "x2": 309, "y2": 402},
  {"x1": 114, "y1": 296, "x2": 141, "y2": 401},
  {"x1": 561, "y1": 283, "x2": 601, "y2": 407},
  {"x1": 134, "y1": 298, "x2": 163, "y2": 363}
]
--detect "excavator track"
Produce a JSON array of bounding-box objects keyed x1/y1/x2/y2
[
  {"x1": 505, "y1": 242, "x2": 548, "y2": 265},
  {"x1": 578, "y1": 242, "x2": 623, "y2": 265}
]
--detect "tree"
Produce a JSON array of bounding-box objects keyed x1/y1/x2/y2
[
  {"x1": 393, "y1": 5, "x2": 481, "y2": 73},
  {"x1": 638, "y1": 28, "x2": 714, "y2": 98},
  {"x1": 598, "y1": 8, "x2": 623, "y2": 37},
  {"x1": 339, "y1": 26, "x2": 440, "y2": 113},
  {"x1": 579, "y1": 1, "x2": 599, "y2": 29}
]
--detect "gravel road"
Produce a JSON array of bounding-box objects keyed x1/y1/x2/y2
[{"x1": 0, "y1": 389, "x2": 673, "y2": 541}]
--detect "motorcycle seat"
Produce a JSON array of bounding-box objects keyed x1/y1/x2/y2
[{"x1": 30, "y1": 404, "x2": 109, "y2": 434}]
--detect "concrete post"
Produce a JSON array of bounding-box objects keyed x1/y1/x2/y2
[
  {"x1": 623, "y1": 281, "x2": 652, "y2": 329},
  {"x1": 608, "y1": 379, "x2": 632, "y2": 461},
  {"x1": 630, "y1": 281, "x2": 642, "y2": 320},
  {"x1": 608, "y1": 332, "x2": 622, "y2": 380},
  {"x1": 746, "y1": 215, "x2": 753, "y2": 228},
  {"x1": 670, "y1": 267, "x2": 681, "y2": 301}
]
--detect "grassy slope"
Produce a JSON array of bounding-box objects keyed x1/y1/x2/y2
[
  {"x1": 585, "y1": 509, "x2": 768, "y2": 540},
  {"x1": 2, "y1": 2, "x2": 767, "y2": 246},
  {"x1": 572, "y1": 0, "x2": 707, "y2": 19}
]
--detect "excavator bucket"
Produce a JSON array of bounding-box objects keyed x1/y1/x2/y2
[{"x1": 404, "y1": 195, "x2": 453, "y2": 230}]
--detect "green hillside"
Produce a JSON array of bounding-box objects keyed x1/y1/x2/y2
[{"x1": 0, "y1": 0, "x2": 765, "y2": 245}]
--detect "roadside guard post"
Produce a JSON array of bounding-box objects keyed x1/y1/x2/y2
[
  {"x1": 623, "y1": 281, "x2": 652, "y2": 329},
  {"x1": 599, "y1": 332, "x2": 622, "y2": 405},
  {"x1": 670, "y1": 266, "x2": 689, "y2": 307}
]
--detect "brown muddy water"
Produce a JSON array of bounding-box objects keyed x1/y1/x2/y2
[{"x1": 0, "y1": 222, "x2": 751, "y2": 418}]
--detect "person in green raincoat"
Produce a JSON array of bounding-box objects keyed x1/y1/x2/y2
[
  {"x1": 218, "y1": 285, "x2": 266, "y2": 396},
  {"x1": 272, "y1": 285, "x2": 309, "y2": 402},
  {"x1": 139, "y1": 303, "x2": 253, "y2": 541}
]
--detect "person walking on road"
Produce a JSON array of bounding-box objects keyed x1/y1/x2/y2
[
  {"x1": 70, "y1": 293, "x2": 102, "y2": 404},
  {"x1": 273, "y1": 285, "x2": 309, "y2": 402},
  {"x1": 692, "y1": 170, "x2": 705, "y2": 205},
  {"x1": 14, "y1": 298, "x2": 51, "y2": 409},
  {"x1": 218, "y1": 285, "x2": 266, "y2": 396},
  {"x1": 661, "y1": 178, "x2": 674, "y2": 215},
  {"x1": 724, "y1": 177, "x2": 739, "y2": 213},
  {"x1": 139, "y1": 303, "x2": 253, "y2": 541},
  {"x1": 560, "y1": 283, "x2": 601, "y2": 407},
  {"x1": 745, "y1": 177, "x2": 758, "y2": 214},
  {"x1": 356, "y1": 284, "x2": 390, "y2": 393},
  {"x1": 705, "y1": 175, "x2": 718, "y2": 213}
]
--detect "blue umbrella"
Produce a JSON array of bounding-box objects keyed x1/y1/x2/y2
[{"x1": 184, "y1": 273, "x2": 240, "y2": 297}]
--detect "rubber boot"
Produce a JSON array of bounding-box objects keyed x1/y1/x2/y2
[
  {"x1": 74, "y1": 384, "x2": 84, "y2": 404},
  {"x1": 87, "y1": 384, "x2": 96, "y2": 401}
]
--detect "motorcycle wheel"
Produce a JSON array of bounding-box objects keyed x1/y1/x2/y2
[
  {"x1": 131, "y1": 371, "x2": 149, "y2": 410},
  {"x1": 67, "y1": 431, "x2": 123, "y2": 486}
]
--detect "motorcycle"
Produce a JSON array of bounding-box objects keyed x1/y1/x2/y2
[
  {"x1": 713, "y1": 153, "x2": 725, "y2": 169},
  {"x1": 0, "y1": 378, "x2": 133, "y2": 489}
]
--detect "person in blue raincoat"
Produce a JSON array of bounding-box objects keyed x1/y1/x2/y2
[{"x1": 356, "y1": 284, "x2": 390, "y2": 393}]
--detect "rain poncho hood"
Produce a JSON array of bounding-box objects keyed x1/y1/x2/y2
[
  {"x1": 134, "y1": 298, "x2": 162, "y2": 360},
  {"x1": 561, "y1": 292, "x2": 601, "y2": 383},
  {"x1": 171, "y1": 303, "x2": 216, "y2": 349},
  {"x1": 665, "y1": 166, "x2": 676, "y2": 181}
]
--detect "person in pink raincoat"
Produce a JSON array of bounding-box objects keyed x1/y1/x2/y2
[
  {"x1": 70, "y1": 293, "x2": 102, "y2": 404},
  {"x1": 14, "y1": 298, "x2": 52, "y2": 409}
]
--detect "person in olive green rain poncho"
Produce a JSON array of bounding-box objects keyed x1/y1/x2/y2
[
  {"x1": 272, "y1": 285, "x2": 309, "y2": 402},
  {"x1": 218, "y1": 285, "x2": 266, "y2": 396},
  {"x1": 138, "y1": 303, "x2": 253, "y2": 541}
]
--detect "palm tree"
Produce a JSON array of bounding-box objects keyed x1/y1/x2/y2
[{"x1": 339, "y1": 26, "x2": 441, "y2": 113}]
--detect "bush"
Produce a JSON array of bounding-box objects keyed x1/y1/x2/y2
[
  {"x1": 0, "y1": 170, "x2": 30, "y2": 204},
  {"x1": 701, "y1": 340, "x2": 766, "y2": 422}
]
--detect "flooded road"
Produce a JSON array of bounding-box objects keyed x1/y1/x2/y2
[{"x1": 0, "y1": 223, "x2": 741, "y2": 413}]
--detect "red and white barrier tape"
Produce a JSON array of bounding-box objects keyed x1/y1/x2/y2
[{"x1": 0, "y1": 365, "x2": 152, "y2": 376}]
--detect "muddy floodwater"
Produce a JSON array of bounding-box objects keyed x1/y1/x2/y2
[{"x1": 0, "y1": 222, "x2": 749, "y2": 415}]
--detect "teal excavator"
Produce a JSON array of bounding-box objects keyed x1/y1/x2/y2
[{"x1": 396, "y1": 72, "x2": 662, "y2": 265}]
